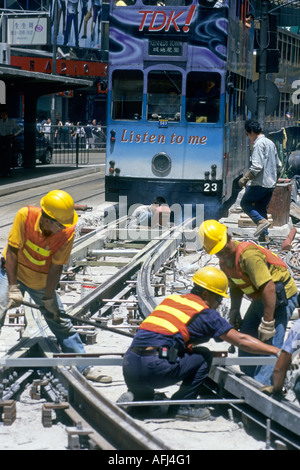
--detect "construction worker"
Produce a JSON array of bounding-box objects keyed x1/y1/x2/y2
[
  {"x1": 198, "y1": 219, "x2": 298, "y2": 385},
  {"x1": 0, "y1": 190, "x2": 111, "y2": 383},
  {"x1": 261, "y1": 318, "x2": 300, "y2": 401},
  {"x1": 118, "y1": 266, "x2": 279, "y2": 421}
]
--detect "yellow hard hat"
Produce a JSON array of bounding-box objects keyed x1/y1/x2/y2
[
  {"x1": 40, "y1": 190, "x2": 78, "y2": 227},
  {"x1": 198, "y1": 220, "x2": 227, "y2": 255},
  {"x1": 192, "y1": 266, "x2": 229, "y2": 298}
]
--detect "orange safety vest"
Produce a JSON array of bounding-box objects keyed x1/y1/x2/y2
[
  {"x1": 220, "y1": 241, "x2": 288, "y2": 299},
  {"x1": 139, "y1": 293, "x2": 209, "y2": 344},
  {"x1": 18, "y1": 206, "x2": 75, "y2": 274}
]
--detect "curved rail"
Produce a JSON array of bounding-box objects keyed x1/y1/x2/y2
[{"x1": 1, "y1": 218, "x2": 300, "y2": 450}]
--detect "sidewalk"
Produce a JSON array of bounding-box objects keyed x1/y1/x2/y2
[{"x1": 0, "y1": 164, "x2": 101, "y2": 197}]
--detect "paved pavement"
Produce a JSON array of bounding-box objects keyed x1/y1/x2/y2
[{"x1": 0, "y1": 164, "x2": 101, "y2": 197}]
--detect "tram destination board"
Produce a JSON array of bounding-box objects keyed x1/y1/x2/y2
[{"x1": 148, "y1": 38, "x2": 183, "y2": 56}]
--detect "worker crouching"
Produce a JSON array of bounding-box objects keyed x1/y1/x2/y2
[{"x1": 119, "y1": 266, "x2": 279, "y2": 421}]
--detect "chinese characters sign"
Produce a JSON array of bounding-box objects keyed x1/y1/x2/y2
[{"x1": 7, "y1": 17, "x2": 48, "y2": 46}]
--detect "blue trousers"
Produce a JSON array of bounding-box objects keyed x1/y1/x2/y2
[
  {"x1": 238, "y1": 294, "x2": 297, "y2": 385},
  {"x1": 0, "y1": 268, "x2": 85, "y2": 355},
  {"x1": 240, "y1": 186, "x2": 274, "y2": 235},
  {"x1": 122, "y1": 346, "x2": 212, "y2": 402}
]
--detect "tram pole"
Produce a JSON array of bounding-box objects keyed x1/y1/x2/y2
[{"x1": 257, "y1": 0, "x2": 270, "y2": 129}]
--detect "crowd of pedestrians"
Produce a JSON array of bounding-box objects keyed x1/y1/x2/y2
[{"x1": 37, "y1": 117, "x2": 106, "y2": 150}]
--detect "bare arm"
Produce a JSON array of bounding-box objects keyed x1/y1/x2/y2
[
  {"x1": 5, "y1": 245, "x2": 19, "y2": 285},
  {"x1": 45, "y1": 263, "x2": 63, "y2": 299},
  {"x1": 220, "y1": 328, "x2": 279, "y2": 356},
  {"x1": 273, "y1": 351, "x2": 292, "y2": 393},
  {"x1": 259, "y1": 280, "x2": 276, "y2": 322}
]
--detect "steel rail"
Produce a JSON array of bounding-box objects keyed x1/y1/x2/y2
[
  {"x1": 0, "y1": 226, "x2": 172, "y2": 450},
  {"x1": 136, "y1": 218, "x2": 195, "y2": 318},
  {"x1": 2, "y1": 218, "x2": 300, "y2": 450}
]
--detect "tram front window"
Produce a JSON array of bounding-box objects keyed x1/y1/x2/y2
[
  {"x1": 186, "y1": 72, "x2": 221, "y2": 123},
  {"x1": 111, "y1": 70, "x2": 143, "y2": 120},
  {"x1": 147, "y1": 71, "x2": 182, "y2": 121}
]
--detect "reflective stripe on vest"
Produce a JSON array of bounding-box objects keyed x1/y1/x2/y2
[
  {"x1": 221, "y1": 241, "x2": 288, "y2": 299},
  {"x1": 18, "y1": 206, "x2": 75, "y2": 274},
  {"x1": 139, "y1": 293, "x2": 209, "y2": 344}
]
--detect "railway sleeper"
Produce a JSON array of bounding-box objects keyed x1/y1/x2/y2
[
  {"x1": 42, "y1": 402, "x2": 70, "y2": 428},
  {"x1": 0, "y1": 400, "x2": 16, "y2": 425},
  {"x1": 65, "y1": 422, "x2": 95, "y2": 450}
]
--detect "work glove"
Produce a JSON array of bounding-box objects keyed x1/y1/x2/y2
[
  {"x1": 7, "y1": 284, "x2": 23, "y2": 309},
  {"x1": 238, "y1": 170, "x2": 254, "y2": 188},
  {"x1": 229, "y1": 309, "x2": 242, "y2": 330},
  {"x1": 258, "y1": 319, "x2": 276, "y2": 342},
  {"x1": 42, "y1": 297, "x2": 60, "y2": 321}
]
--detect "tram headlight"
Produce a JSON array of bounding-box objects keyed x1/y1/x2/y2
[
  {"x1": 152, "y1": 153, "x2": 172, "y2": 177},
  {"x1": 110, "y1": 129, "x2": 116, "y2": 142},
  {"x1": 109, "y1": 160, "x2": 115, "y2": 175}
]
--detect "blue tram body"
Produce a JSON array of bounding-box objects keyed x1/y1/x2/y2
[{"x1": 105, "y1": 0, "x2": 254, "y2": 220}]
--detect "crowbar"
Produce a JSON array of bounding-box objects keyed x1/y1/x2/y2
[{"x1": 21, "y1": 300, "x2": 134, "y2": 338}]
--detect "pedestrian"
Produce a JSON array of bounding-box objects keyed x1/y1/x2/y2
[
  {"x1": 198, "y1": 219, "x2": 298, "y2": 385},
  {"x1": 0, "y1": 106, "x2": 22, "y2": 177},
  {"x1": 54, "y1": 120, "x2": 63, "y2": 149},
  {"x1": 43, "y1": 117, "x2": 52, "y2": 142},
  {"x1": 0, "y1": 190, "x2": 111, "y2": 383},
  {"x1": 238, "y1": 119, "x2": 282, "y2": 243},
  {"x1": 118, "y1": 266, "x2": 280, "y2": 421}
]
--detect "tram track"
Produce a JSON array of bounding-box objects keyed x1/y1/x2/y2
[{"x1": 1, "y1": 216, "x2": 300, "y2": 450}]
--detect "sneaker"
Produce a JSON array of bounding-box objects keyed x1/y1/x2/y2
[
  {"x1": 175, "y1": 405, "x2": 211, "y2": 421},
  {"x1": 83, "y1": 367, "x2": 112, "y2": 383},
  {"x1": 253, "y1": 218, "x2": 271, "y2": 237}
]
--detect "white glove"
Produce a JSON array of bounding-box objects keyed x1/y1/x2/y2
[
  {"x1": 258, "y1": 319, "x2": 276, "y2": 342},
  {"x1": 7, "y1": 284, "x2": 23, "y2": 309}
]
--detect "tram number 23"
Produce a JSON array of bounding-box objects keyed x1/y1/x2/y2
[{"x1": 203, "y1": 182, "x2": 218, "y2": 193}]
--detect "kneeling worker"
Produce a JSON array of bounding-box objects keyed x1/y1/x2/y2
[
  {"x1": 0, "y1": 190, "x2": 111, "y2": 383},
  {"x1": 120, "y1": 266, "x2": 279, "y2": 421}
]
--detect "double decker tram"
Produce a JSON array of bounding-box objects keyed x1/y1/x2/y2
[{"x1": 105, "y1": 0, "x2": 254, "y2": 220}]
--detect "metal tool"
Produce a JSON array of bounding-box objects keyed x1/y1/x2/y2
[{"x1": 21, "y1": 300, "x2": 134, "y2": 338}]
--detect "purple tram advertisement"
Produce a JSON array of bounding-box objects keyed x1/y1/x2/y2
[{"x1": 105, "y1": 0, "x2": 253, "y2": 221}]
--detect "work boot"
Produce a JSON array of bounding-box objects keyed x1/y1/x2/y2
[
  {"x1": 174, "y1": 405, "x2": 211, "y2": 421},
  {"x1": 116, "y1": 390, "x2": 135, "y2": 403},
  {"x1": 258, "y1": 234, "x2": 270, "y2": 243},
  {"x1": 83, "y1": 366, "x2": 112, "y2": 383},
  {"x1": 253, "y1": 218, "x2": 271, "y2": 237},
  {"x1": 116, "y1": 390, "x2": 139, "y2": 414}
]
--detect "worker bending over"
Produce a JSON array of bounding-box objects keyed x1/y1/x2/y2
[
  {"x1": 119, "y1": 266, "x2": 279, "y2": 421},
  {"x1": 199, "y1": 219, "x2": 297, "y2": 385},
  {"x1": 0, "y1": 190, "x2": 111, "y2": 383}
]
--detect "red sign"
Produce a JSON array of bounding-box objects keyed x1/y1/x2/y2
[
  {"x1": 138, "y1": 5, "x2": 196, "y2": 33},
  {"x1": 11, "y1": 56, "x2": 107, "y2": 78}
]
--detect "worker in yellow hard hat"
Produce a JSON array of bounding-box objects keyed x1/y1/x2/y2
[
  {"x1": 198, "y1": 219, "x2": 298, "y2": 386},
  {"x1": 118, "y1": 266, "x2": 279, "y2": 422},
  {"x1": 0, "y1": 190, "x2": 111, "y2": 383}
]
